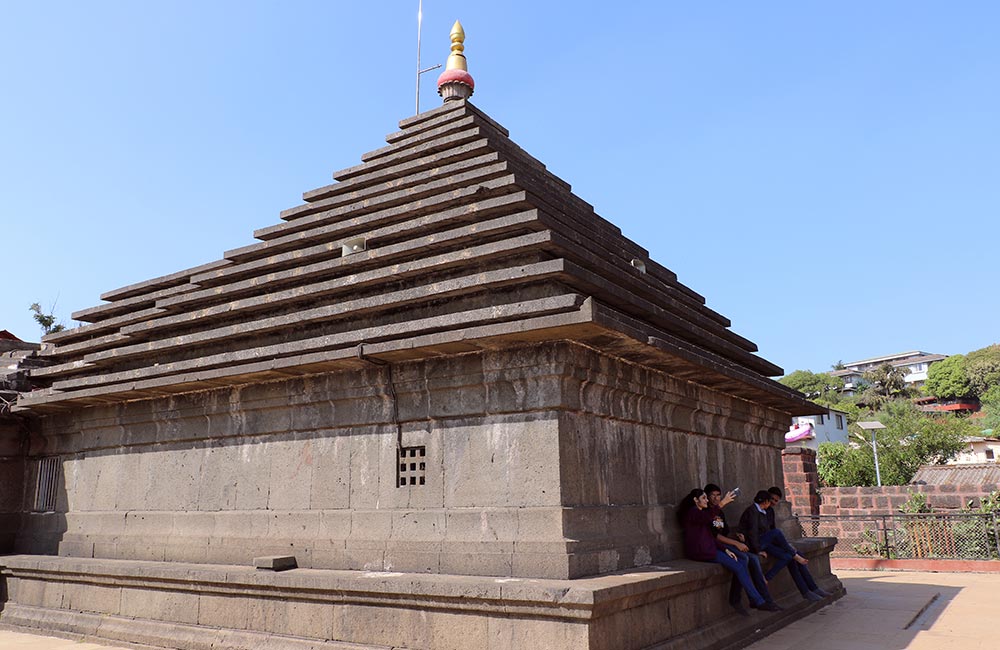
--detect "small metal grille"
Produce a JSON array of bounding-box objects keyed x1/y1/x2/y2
[
  {"x1": 398, "y1": 446, "x2": 426, "y2": 487},
  {"x1": 32, "y1": 457, "x2": 61, "y2": 512}
]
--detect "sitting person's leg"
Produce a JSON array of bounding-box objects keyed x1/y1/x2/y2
[
  {"x1": 795, "y1": 561, "x2": 831, "y2": 596},
  {"x1": 761, "y1": 543, "x2": 794, "y2": 581},
  {"x1": 762, "y1": 545, "x2": 793, "y2": 581},
  {"x1": 744, "y1": 553, "x2": 777, "y2": 605},
  {"x1": 728, "y1": 572, "x2": 743, "y2": 607},
  {"x1": 761, "y1": 528, "x2": 798, "y2": 557},
  {"x1": 713, "y1": 550, "x2": 769, "y2": 609}
]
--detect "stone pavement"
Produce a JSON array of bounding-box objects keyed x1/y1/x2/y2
[
  {"x1": 0, "y1": 629, "x2": 132, "y2": 649},
  {"x1": 2, "y1": 569, "x2": 999, "y2": 650},
  {"x1": 747, "y1": 569, "x2": 999, "y2": 650}
]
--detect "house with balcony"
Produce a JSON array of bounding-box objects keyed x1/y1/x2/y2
[
  {"x1": 787, "y1": 407, "x2": 851, "y2": 450},
  {"x1": 830, "y1": 350, "x2": 947, "y2": 394}
]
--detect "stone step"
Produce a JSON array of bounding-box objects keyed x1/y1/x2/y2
[
  {"x1": 50, "y1": 294, "x2": 586, "y2": 391},
  {"x1": 256, "y1": 158, "x2": 514, "y2": 241}
]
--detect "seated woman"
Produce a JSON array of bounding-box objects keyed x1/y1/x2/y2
[{"x1": 677, "y1": 488, "x2": 779, "y2": 612}]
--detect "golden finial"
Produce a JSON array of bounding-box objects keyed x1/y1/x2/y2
[
  {"x1": 437, "y1": 20, "x2": 474, "y2": 103},
  {"x1": 445, "y1": 21, "x2": 468, "y2": 72}
]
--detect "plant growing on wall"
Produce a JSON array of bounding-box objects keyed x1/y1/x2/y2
[{"x1": 29, "y1": 301, "x2": 65, "y2": 335}]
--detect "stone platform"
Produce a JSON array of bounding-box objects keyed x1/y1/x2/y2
[{"x1": 1, "y1": 541, "x2": 840, "y2": 650}]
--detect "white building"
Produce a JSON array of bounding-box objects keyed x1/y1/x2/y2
[
  {"x1": 787, "y1": 407, "x2": 851, "y2": 450},
  {"x1": 830, "y1": 351, "x2": 947, "y2": 393},
  {"x1": 948, "y1": 436, "x2": 1000, "y2": 465}
]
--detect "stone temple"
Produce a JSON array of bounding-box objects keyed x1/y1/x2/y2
[{"x1": 1, "y1": 22, "x2": 840, "y2": 650}]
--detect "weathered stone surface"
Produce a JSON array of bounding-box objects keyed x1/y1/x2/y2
[{"x1": 0, "y1": 551, "x2": 842, "y2": 650}]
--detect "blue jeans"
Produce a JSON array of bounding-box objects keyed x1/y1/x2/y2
[
  {"x1": 710, "y1": 549, "x2": 765, "y2": 607},
  {"x1": 726, "y1": 547, "x2": 772, "y2": 605},
  {"x1": 762, "y1": 529, "x2": 818, "y2": 594}
]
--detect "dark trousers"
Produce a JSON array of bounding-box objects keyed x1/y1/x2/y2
[
  {"x1": 726, "y1": 548, "x2": 772, "y2": 605},
  {"x1": 709, "y1": 549, "x2": 765, "y2": 607},
  {"x1": 762, "y1": 529, "x2": 819, "y2": 594}
]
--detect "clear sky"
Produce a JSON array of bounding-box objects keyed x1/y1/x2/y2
[{"x1": 2, "y1": 2, "x2": 997, "y2": 376}]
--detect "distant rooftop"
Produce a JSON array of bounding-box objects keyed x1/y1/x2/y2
[
  {"x1": 844, "y1": 351, "x2": 935, "y2": 367},
  {"x1": 911, "y1": 463, "x2": 1000, "y2": 486}
]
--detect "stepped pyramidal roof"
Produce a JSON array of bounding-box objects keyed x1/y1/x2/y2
[{"x1": 20, "y1": 31, "x2": 817, "y2": 417}]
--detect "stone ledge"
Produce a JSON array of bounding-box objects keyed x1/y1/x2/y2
[
  {"x1": 0, "y1": 541, "x2": 838, "y2": 619},
  {"x1": 0, "y1": 607, "x2": 394, "y2": 650},
  {"x1": 0, "y1": 539, "x2": 842, "y2": 650}
]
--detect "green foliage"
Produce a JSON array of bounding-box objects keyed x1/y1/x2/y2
[
  {"x1": 29, "y1": 302, "x2": 65, "y2": 335},
  {"x1": 817, "y1": 400, "x2": 974, "y2": 486},
  {"x1": 859, "y1": 363, "x2": 913, "y2": 407},
  {"x1": 966, "y1": 344, "x2": 1000, "y2": 397},
  {"x1": 817, "y1": 441, "x2": 869, "y2": 487},
  {"x1": 967, "y1": 490, "x2": 1000, "y2": 515},
  {"x1": 779, "y1": 370, "x2": 844, "y2": 401},
  {"x1": 898, "y1": 491, "x2": 931, "y2": 514},
  {"x1": 925, "y1": 355, "x2": 973, "y2": 400},
  {"x1": 979, "y1": 385, "x2": 1000, "y2": 433}
]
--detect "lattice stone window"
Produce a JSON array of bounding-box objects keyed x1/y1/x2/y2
[
  {"x1": 398, "y1": 446, "x2": 426, "y2": 487},
  {"x1": 32, "y1": 457, "x2": 61, "y2": 512}
]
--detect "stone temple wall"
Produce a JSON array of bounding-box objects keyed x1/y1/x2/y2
[
  {"x1": 14, "y1": 340, "x2": 789, "y2": 580},
  {"x1": 0, "y1": 417, "x2": 26, "y2": 552}
]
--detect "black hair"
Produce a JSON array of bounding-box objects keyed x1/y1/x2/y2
[
  {"x1": 677, "y1": 488, "x2": 706, "y2": 523},
  {"x1": 754, "y1": 490, "x2": 772, "y2": 504},
  {"x1": 704, "y1": 483, "x2": 721, "y2": 495},
  {"x1": 768, "y1": 486, "x2": 783, "y2": 499}
]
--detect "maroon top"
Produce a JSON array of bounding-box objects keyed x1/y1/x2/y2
[{"x1": 682, "y1": 507, "x2": 725, "y2": 561}]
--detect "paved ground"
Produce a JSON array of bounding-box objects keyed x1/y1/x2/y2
[
  {"x1": 747, "y1": 570, "x2": 999, "y2": 650},
  {"x1": 2, "y1": 570, "x2": 998, "y2": 649}
]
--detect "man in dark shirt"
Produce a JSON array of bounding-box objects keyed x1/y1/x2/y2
[{"x1": 706, "y1": 484, "x2": 778, "y2": 614}]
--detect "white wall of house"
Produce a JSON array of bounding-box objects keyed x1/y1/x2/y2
[
  {"x1": 790, "y1": 409, "x2": 850, "y2": 450},
  {"x1": 949, "y1": 438, "x2": 1000, "y2": 464}
]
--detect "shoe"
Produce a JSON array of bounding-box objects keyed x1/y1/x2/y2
[
  {"x1": 753, "y1": 601, "x2": 781, "y2": 612},
  {"x1": 731, "y1": 604, "x2": 751, "y2": 617},
  {"x1": 804, "y1": 591, "x2": 824, "y2": 602},
  {"x1": 813, "y1": 588, "x2": 832, "y2": 598}
]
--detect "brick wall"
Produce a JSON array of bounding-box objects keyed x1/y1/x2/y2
[
  {"x1": 782, "y1": 446, "x2": 999, "y2": 517},
  {"x1": 818, "y1": 484, "x2": 1000, "y2": 515},
  {"x1": 781, "y1": 447, "x2": 821, "y2": 516}
]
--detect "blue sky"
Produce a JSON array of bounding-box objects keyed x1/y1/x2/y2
[{"x1": 2, "y1": 2, "x2": 997, "y2": 376}]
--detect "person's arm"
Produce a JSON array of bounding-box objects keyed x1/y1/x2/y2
[{"x1": 717, "y1": 534, "x2": 749, "y2": 553}]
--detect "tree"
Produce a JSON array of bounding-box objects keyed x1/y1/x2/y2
[
  {"x1": 966, "y1": 344, "x2": 1000, "y2": 397},
  {"x1": 29, "y1": 302, "x2": 65, "y2": 335},
  {"x1": 925, "y1": 354, "x2": 973, "y2": 400},
  {"x1": 831, "y1": 360, "x2": 845, "y2": 371},
  {"x1": 980, "y1": 385, "x2": 1000, "y2": 433},
  {"x1": 779, "y1": 370, "x2": 845, "y2": 401},
  {"x1": 817, "y1": 441, "x2": 870, "y2": 487},
  {"x1": 859, "y1": 363, "x2": 912, "y2": 407},
  {"x1": 817, "y1": 400, "x2": 974, "y2": 486}
]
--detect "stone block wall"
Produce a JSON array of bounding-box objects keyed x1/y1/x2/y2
[
  {"x1": 818, "y1": 484, "x2": 1000, "y2": 516},
  {"x1": 781, "y1": 447, "x2": 821, "y2": 516},
  {"x1": 782, "y1": 446, "x2": 999, "y2": 517},
  {"x1": 13, "y1": 340, "x2": 792, "y2": 579},
  {"x1": 1, "y1": 417, "x2": 27, "y2": 552}
]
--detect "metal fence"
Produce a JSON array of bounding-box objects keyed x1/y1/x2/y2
[{"x1": 797, "y1": 513, "x2": 1000, "y2": 560}]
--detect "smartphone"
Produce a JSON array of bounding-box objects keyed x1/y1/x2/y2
[{"x1": 732, "y1": 487, "x2": 741, "y2": 497}]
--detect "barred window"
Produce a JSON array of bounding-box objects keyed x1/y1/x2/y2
[{"x1": 32, "y1": 457, "x2": 61, "y2": 512}]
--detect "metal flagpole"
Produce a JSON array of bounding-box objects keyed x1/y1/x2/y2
[{"x1": 415, "y1": 0, "x2": 442, "y2": 115}]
